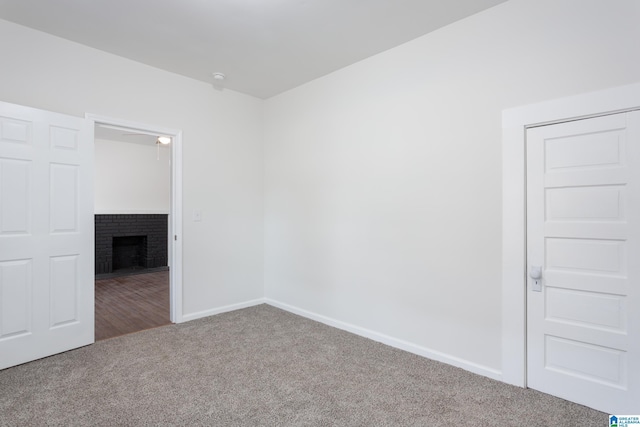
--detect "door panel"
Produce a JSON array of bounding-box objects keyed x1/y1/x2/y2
[
  {"x1": 0, "y1": 259, "x2": 32, "y2": 338},
  {"x1": 526, "y1": 111, "x2": 640, "y2": 413},
  {"x1": 0, "y1": 158, "x2": 30, "y2": 234},
  {"x1": 0, "y1": 101, "x2": 93, "y2": 370}
]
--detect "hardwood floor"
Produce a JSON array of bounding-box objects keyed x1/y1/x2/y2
[{"x1": 95, "y1": 270, "x2": 170, "y2": 341}]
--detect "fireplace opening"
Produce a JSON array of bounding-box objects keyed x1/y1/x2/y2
[{"x1": 112, "y1": 236, "x2": 147, "y2": 272}]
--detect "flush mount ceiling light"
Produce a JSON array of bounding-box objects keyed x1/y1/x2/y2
[
  {"x1": 212, "y1": 72, "x2": 226, "y2": 81},
  {"x1": 155, "y1": 136, "x2": 171, "y2": 160}
]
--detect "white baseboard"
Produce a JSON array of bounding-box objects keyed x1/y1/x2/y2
[
  {"x1": 265, "y1": 298, "x2": 503, "y2": 382},
  {"x1": 181, "y1": 298, "x2": 266, "y2": 323}
]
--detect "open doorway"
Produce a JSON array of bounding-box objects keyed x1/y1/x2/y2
[{"x1": 88, "y1": 115, "x2": 183, "y2": 340}]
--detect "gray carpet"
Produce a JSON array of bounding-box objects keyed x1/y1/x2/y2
[{"x1": 0, "y1": 304, "x2": 605, "y2": 426}]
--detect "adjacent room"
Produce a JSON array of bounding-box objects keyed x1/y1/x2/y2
[
  {"x1": 93, "y1": 125, "x2": 172, "y2": 340},
  {"x1": 0, "y1": 0, "x2": 639, "y2": 424}
]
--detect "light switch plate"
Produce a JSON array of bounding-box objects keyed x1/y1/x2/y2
[{"x1": 193, "y1": 211, "x2": 202, "y2": 222}]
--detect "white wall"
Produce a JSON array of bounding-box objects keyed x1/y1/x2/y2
[
  {"x1": 0, "y1": 19, "x2": 264, "y2": 318},
  {"x1": 3, "y1": 0, "x2": 640, "y2": 380},
  {"x1": 263, "y1": 0, "x2": 640, "y2": 375},
  {"x1": 94, "y1": 139, "x2": 170, "y2": 214}
]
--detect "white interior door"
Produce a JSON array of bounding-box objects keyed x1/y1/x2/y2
[
  {"x1": 526, "y1": 111, "x2": 640, "y2": 413},
  {"x1": 0, "y1": 101, "x2": 94, "y2": 370}
]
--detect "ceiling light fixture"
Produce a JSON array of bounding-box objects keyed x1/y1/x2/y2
[
  {"x1": 212, "y1": 72, "x2": 226, "y2": 81},
  {"x1": 155, "y1": 136, "x2": 171, "y2": 160}
]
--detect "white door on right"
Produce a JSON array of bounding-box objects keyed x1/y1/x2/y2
[{"x1": 526, "y1": 111, "x2": 640, "y2": 414}]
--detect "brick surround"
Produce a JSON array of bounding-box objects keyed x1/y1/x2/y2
[{"x1": 95, "y1": 214, "x2": 168, "y2": 275}]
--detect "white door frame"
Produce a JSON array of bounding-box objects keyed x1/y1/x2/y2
[
  {"x1": 501, "y1": 82, "x2": 640, "y2": 387},
  {"x1": 86, "y1": 114, "x2": 183, "y2": 323}
]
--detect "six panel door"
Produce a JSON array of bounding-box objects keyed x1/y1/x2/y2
[{"x1": 0, "y1": 101, "x2": 94, "y2": 370}]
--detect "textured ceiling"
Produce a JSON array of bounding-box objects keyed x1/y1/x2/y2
[{"x1": 0, "y1": 0, "x2": 507, "y2": 99}]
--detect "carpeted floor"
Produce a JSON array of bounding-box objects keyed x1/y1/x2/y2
[{"x1": 0, "y1": 304, "x2": 605, "y2": 426}]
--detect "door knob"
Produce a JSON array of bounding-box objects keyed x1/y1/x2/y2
[
  {"x1": 530, "y1": 266, "x2": 542, "y2": 280},
  {"x1": 529, "y1": 265, "x2": 542, "y2": 292}
]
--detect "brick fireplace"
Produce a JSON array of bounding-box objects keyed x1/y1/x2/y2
[{"x1": 95, "y1": 214, "x2": 168, "y2": 275}]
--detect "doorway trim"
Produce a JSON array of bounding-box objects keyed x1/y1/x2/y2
[
  {"x1": 86, "y1": 113, "x2": 183, "y2": 323},
  {"x1": 501, "y1": 82, "x2": 640, "y2": 387}
]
